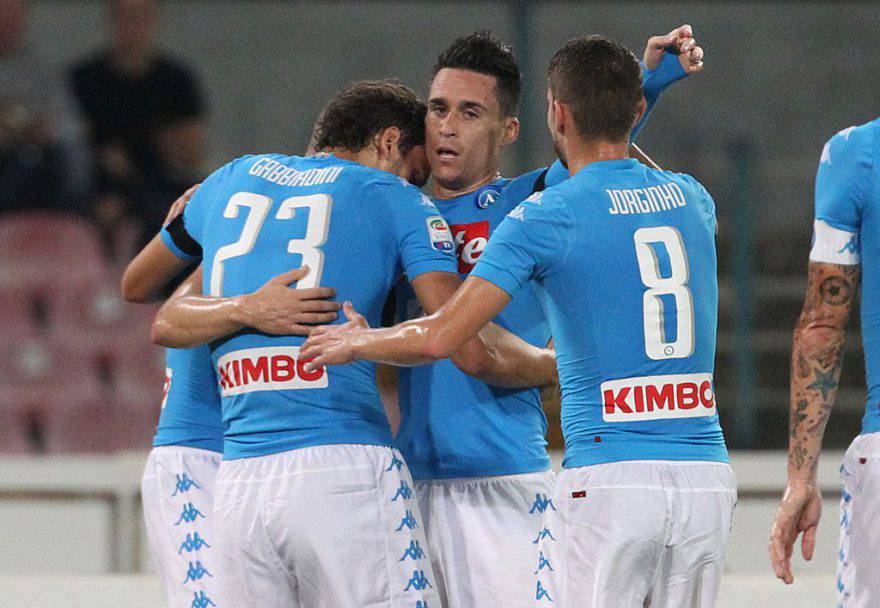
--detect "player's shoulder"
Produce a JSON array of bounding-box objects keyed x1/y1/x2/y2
[{"x1": 820, "y1": 119, "x2": 878, "y2": 166}]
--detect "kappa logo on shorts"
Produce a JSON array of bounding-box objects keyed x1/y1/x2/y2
[
  {"x1": 386, "y1": 455, "x2": 404, "y2": 471},
  {"x1": 415, "y1": 602, "x2": 430, "y2": 608},
  {"x1": 533, "y1": 526, "x2": 555, "y2": 544},
  {"x1": 178, "y1": 532, "x2": 211, "y2": 554},
  {"x1": 529, "y1": 493, "x2": 557, "y2": 514},
  {"x1": 396, "y1": 510, "x2": 419, "y2": 531},
  {"x1": 216, "y1": 346, "x2": 327, "y2": 397},
  {"x1": 391, "y1": 480, "x2": 413, "y2": 502},
  {"x1": 534, "y1": 551, "x2": 554, "y2": 574},
  {"x1": 190, "y1": 591, "x2": 217, "y2": 608},
  {"x1": 182, "y1": 561, "x2": 213, "y2": 584},
  {"x1": 601, "y1": 373, "x2": 716, "y2": 422},
  {"x1": 399, "y1": 540, "x2": 426, "y2": 561},
  {"x1": 175, "y1": 502, "x2": 206, "y2": 525},
  {"x1": 535, "y1": 580, "x2": 553, "y2": 602},
  {"x1": 172, "y1": 473, "x2": 201, "y2": 496},
  {"x1": 404, "y1": 570, "x2": 433, "y2": 591}
]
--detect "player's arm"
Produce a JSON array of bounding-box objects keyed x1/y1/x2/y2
[
  {"x1": 302, "y1": 274, "x2": 546, "y2": 378},
  {"x1": 408, "y1": 271, "x2": 557, "y2": 388},
  {"x1": 769, "y1": 261, "x2": 859, "y2": 583},
  {"x1": 121, "y1": 185, "x2": 200, "y2": 303},
  {"x1": 151, "y1": 266, "x2": 342, "y2": 348},
  {"x1": 770, "y1": 126, "x2": 867, "y2": 584}
]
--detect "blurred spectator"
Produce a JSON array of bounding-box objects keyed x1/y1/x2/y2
[
  {"x1": 0, "y1": 0, "x2": 88, "y2": 215},
  {"x1": 69, "y1": 0, "x2": 206, "y2": 251}
]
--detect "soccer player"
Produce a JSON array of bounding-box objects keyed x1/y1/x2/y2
[
  {"x1": 769, "y1": 117, "x2": 879, "y2": 606},
  {"x1": 384, "y1": 27, "x2": 703, "y2": 607},
  {"x1": 147, "y1": 80, "x2": 556, "y2": 607},
  {"x1": 302, "y1": 36, "x2": 735, "y2": 608},
  {"x1": 122, "y1": 194, "x2": 340, "y2": 608}
]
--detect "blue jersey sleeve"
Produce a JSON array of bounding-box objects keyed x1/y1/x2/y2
[
  {"x1": 376, "y1": 180, "x2": 457, "y2": 279},
  {"x1": 160, "y1": 162, "x2": 233, "y2": 261},
  {"x1": 810, "y1": 126, "x2": 873, "y2": 264},
  {"x1": 470, "y1": 190, "x2": 573, "y2": 297}
]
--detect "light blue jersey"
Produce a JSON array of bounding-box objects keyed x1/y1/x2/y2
[
  {"x1": 393, "y1": 61, "x2": 685, "y2": 479},
  {"x1": 153, "y1": 346, "x2": 224, "y2": 453},
  {"x1": 810, "y1": 118, "x2": 880, "y2": 434},
  {"x1": 395, "y1": 178, "x2": 552, "y2": 479},
  {"x1": 161, "y1": 154, "x2": 457, "y2": 459},
  {"x1": 472, "y1": 159, "x2": 728, "y2": 468}
]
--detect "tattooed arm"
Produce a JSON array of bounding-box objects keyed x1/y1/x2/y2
[{"x1": 770, "y1": 261, "x2": 860, "y2": 584}]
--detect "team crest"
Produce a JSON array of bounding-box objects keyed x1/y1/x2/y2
[{"x1": 476, "y1": 186, "x2": 502, "y2": 209}]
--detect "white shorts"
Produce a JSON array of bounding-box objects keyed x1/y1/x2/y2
[
  {"x1": 213, "y1": 444, "x2": 439, "y2": 608},
  {"x1": 415, "y1": 469, "x2": 556, "y2": 608},
  {"x1": 838, "y1": 431, "x2": 880, "y2": 607},
  {"x1": 141, "y1": 445, "x2": 223, "y2": 608},
  {"x1": 535, "y1": 460, "x2": 736, "y2": 608}
]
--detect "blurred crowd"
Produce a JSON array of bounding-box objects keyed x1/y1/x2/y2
[{"x1": 0, "y1": 0, "x2": 206, "y2": 259}]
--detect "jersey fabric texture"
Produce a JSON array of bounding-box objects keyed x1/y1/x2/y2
[
  {"x1": 394, "y1": 178, "x2": 552, "y2": 480},
  {"x1": 153, "y1": 346, "x2": 224, "y2": 453},
  {"x1": 810, "y1": 118, "x2": 880, "y2": 435},
  {"x1": 161, "y1": 153, "x2": 457, "y2": 460},
  {"x1": 471, "y1": 159, "x2": 728, "y2": 468}
]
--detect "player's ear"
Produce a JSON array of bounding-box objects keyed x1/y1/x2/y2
[
  {"x1": 553, "y1": 99, "x2": 568, "y2": 137},
  {"x1": 375, "y1": 126, "x2": 403, "y2": 160},
  {"x1": 501, "y1": 116, "x2": 520, "y2": 147},
  {"x1": 631, "y1": 96, "x2": 647, "y2": 132}
]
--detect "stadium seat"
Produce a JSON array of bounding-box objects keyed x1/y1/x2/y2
[{"x1": 0, "y1": 211, "x2": 107, "y2": 288}]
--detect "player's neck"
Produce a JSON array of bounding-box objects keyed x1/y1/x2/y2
[
  {"x1": 432, "y1": 170, "x2": 500, "y2": 201},
  {"x1": 565, "y1": 138, "x2": 630, "y2": 177}
]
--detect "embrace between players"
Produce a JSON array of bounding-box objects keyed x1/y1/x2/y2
[{"x1": 120, "y1": 22, "x2": 877, "y2": 608}]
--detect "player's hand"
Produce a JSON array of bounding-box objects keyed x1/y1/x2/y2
[
  {"x1": 643, "y1": 24, "x2": 704, "y2": 74},
  {"x1": 240, "y1": 266, "x2": 341, "y2": 336},
  {"x1": 300, "y1": 302, "x2": 370, "y2": 369},
  {"x1": 769, "y1": 480, "x2": 823, "y2": 584},
  {"x1": 163, "y1": 183, "x2": 201, "y2": 226}
]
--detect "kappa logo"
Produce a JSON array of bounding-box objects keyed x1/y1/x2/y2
[
  {"x1": 507, "y1": 205, "x2": 526, "y2": 221},
  {"x1": 190, "y1": 591, "x2": 217, "y2": 608},
  {"x1": 216, "y1": 346, "x2": 327, "y2": 397},
  {"x1": 476, "y1": 186, "x2": 502, "y2": 209},
  {"x1": 426, "y1": 216, "x2": 455, "y2": 252},
  {"x1": 536, "y1": 580, "x2": 553, "y2": 602},
  {"x1": 391, "y1": 480, "x2": 413, "y2": 502},
  {"x1": 602, "y1": 373, "x2": 716, "y2": 422},
  {"x1": 182, "y1": 561, "x2": 213, "y2": 583},
  {"x1": 172, "y1": 473, "x2": 201, "y2": 497},
  {"x1": 534, "y1": 551, "x2": 554, "y2": 574},
  {"x1": 533, "y1": 526, "x2": 556, "y2": 544},
  {"x1": 178, "y1": 532, "x2": 211, "y2": 554},
  {"x1": 399, "y1": 540, "x2": 426, "y2": 561},
  {"x1": 451, "y1": 221, "x2": 489, "y2": 273},
  {"x1": 529, "y1": 493, "x2": 557, "y2": 514},
  {"x1": 404, "y1": 570, "x2": 433, "y2": 591},
  {"x1": 396, "y1": 510, "x2": 419, "y2": 531},
  {"x1": 175, "y1": 502, "x2": 206, "y2": 525},
  {"x1": 838, "y1": 234, "x2": 859, "y2": 255}
]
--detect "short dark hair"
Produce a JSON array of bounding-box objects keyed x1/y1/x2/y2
[
  {"x1": 313, "y1": 80, "x2": 426, "y2": 155},
  {"x1": 433, "y1": 31, "x2": 521, "y2": 117},
  {"x1": 548, "y1": 36, "x2": 643, "y2": 142}
]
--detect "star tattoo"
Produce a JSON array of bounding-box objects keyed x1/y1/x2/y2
[{"x1": 807, "y1": 367, "x2": 838, "y2": 401}]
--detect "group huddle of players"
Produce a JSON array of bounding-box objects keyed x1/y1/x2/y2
[{"x1": 118, "y1": 23, "x2": 880, "y2": 608}]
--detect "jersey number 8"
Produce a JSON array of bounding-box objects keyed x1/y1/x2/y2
[
  {"x1": 633, "y1": 226, "x2": 695, "y2": 360},
  {"x1": 210, "y1": 192, "x2": 333, "y2": 296}
]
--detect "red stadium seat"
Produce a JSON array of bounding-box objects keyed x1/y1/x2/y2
[{"x1": 0, "y1": 211, "x2": 107, "y2": 288}]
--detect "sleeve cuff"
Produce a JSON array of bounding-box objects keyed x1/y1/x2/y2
[
  {"x1": 404, "y1": 258, "x2": 457, "y2": 281},
  {"x1": 160, "y1": 227, "x2": 200, "y2": 262},
  {"x1": 469, "y1": 259, "x2": 524, "y2": 298},
  {"x1": 809, "y1": 219, "x2": 860, "y2": 265}
]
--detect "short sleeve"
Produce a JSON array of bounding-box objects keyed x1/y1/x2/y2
[
  {"x1": 470, "y1": 190, "x2": 572, "y2": 297},
  {"x1": 377, "y1": 181, "x2": 457, "y2": 280},
  {"x1": 810, "y1": 126, "x2": 872, "y2": 264},
  {"x1": 160, "y1": 163, "x2": 229, "y2": 261}
]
